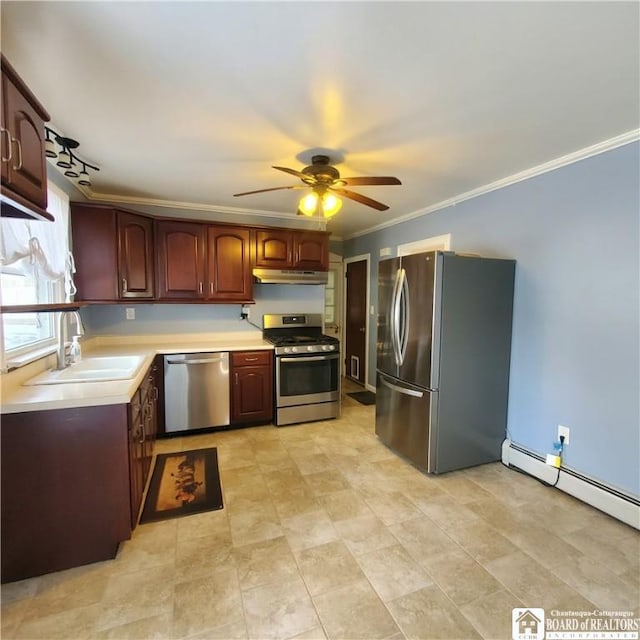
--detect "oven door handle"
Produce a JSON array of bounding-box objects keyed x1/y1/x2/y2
[{"x1": 280, "y1": 354, "x2": 340, "y2": 363}]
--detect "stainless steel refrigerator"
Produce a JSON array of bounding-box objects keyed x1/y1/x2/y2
[{"x1": 376, "y1": 251, "x2": 515, "y2": 474}]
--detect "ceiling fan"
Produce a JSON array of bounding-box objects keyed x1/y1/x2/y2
[{"x1": 233, "y1": 155, "x2": 401, "y2": 218}]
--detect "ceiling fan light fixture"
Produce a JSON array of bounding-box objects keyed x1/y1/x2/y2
[
  {"x1": 299, "y1": 192, "x2": 319, "y2": 216},
  {"x1": 236, "y1": 154, "x2": 399, "y2": 214},
  {"x1": 297, "y1": 191, "x2": 343, "y2": 218},
  {"x1": 322, "y1": 192, "x2": 342, "y2": 218}
]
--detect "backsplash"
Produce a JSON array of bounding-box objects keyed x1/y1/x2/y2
[{"x1": 81, "y1": 284, "x2": 325, "y2": 336}]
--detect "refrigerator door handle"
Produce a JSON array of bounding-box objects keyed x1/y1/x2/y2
[
  {"x1": 391, "y1": 268, "x2": 403, "y2": 365},
  {"x1": 379, "y1": 374, "x2": 424, "y2": 398},
  {"x1": 398, "y1": 268, "x2": 410, "y2": 365}
]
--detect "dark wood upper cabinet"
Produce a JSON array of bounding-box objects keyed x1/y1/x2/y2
[
  {"x1": 71, "y1": 204, "x2": 154, "y2": 301},
  {"x1": 156, "y1": 220, "x2": 207, "y2": 300},
  {"x1": 71, "y1": 205, "x2": 119, "y2": 301},
  {"x1": 71, "y1": 202, "x2": 329, "y2": 303},
  {"x1": 117, "y1": 212, "x2": 154, "y2": 299},
  {"x1": 295, "y1": 231, "x2": 329, "y2": 270},
  {"x1": 1, "y1": 55, "x2": 52, "y2": 221},
  {"x1": 207, "y1": 225, "x2": 252, "y2": 301},
  {"x1": 254, "y1": 229, "x2": 293, "y2": 269},
  {"x1": 255, "y1": 228, "x2": 329, "y2": 270}
]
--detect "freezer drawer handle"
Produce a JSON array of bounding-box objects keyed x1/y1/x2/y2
[
  {"x1": 166, "y1": 357, "x2": 225, "y2": 365},
  {"x1": 380, "y1": 376, "x2": 424, "y2": 398}
]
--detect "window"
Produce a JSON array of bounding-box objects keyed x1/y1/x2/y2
[{"x1": 1, "y1": 183, "x2": 73, "y2": 367}]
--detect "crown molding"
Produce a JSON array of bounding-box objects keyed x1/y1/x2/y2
[
  {"x1": 77, "y1": 190, "x2": 327, "y2": 230},
  {"x1": 344, "y1": 129, "x2": 640, "y2": 241}
]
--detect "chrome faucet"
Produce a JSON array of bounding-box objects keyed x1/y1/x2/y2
[{"x1": 56, "y1": 310, "x2": 85, "y2": 370}]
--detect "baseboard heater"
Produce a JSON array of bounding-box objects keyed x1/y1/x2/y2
[{"x1": 502, "y1": 440, "x2": 640, "y2": 530}]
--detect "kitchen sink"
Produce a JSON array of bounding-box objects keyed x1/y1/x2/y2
[{"x1": 24, "y1": 355, "x2": 146, "y2": 385}]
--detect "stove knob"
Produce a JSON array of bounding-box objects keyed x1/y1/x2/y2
[
  {"x1": 328, "y1": 344, "x2": 336, "y2": 351},
  {"x1": 284, "y1": 347, "x2": 291, "y2": 354},
  {"x1": 321, "y1": 345, "x2": 329, "y2": 351},
  {"x1": 292, "y1": 346, "x2": 298, "y2": 353},
  {"x1": 307, "y1": 345, "x2": 314, "y2": 352}
]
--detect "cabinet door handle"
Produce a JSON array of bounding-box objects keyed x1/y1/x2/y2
[
  {"x1": 139, "y1": 420, "x2": 145, "y2": 444},
  {"x1": 0, "y1": 128, "x2": 12, "y2": 162},
  {"x1": 122, "y1": 278, "x2": 128, "y2": 293},
  {"x1": 209, "y1": 282, "x2": 214, "y2": 294},
  {"x1": 199, "y1": 282, "x2": 203, "y2": 294},
  {"x1": 244, "y1": 357, "x2": 258, "y2": 362},
  {"x1": 234, "y1": 372, "x2": 238, "y2": 385},
  {"x1": 11, "y1": 137, "x2": 22, "y2": 171}
]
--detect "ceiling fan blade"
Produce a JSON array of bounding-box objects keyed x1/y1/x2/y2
[
  {"x1": 340, "y1": 176, "x2": 402, "y2": 186},
  {"x1": 272, "y1": 166, "x2": 311, "y2": 180},
  {"x1": 331, "y1": 188, "x2": 390, "y2": 211},
  {"x1": 233, "y1": 185, "x2": 304, "y2": 197}
]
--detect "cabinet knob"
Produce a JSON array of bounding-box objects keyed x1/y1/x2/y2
[{"x1": 122, "y1": 278, "x2": 128, "y2": 293}]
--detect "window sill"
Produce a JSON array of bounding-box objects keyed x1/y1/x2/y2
[{"x1": 4, "y1": 345, "x2": 57, "y2": 372}]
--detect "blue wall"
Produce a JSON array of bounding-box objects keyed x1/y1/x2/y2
[{"x1": 344, "y1": 142, "x2": 639, "y2": 496}]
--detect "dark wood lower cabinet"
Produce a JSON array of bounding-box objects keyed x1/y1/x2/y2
[
  {"x1": 230, "y1": 350, "x2": 273, "y2": 425},
  {"x1": 1, "y1": 363, "x2": 159, "y2": 583},
  {"x1": 1, "y1": 404, "x2": 131, "y2": 583},
  {"x1": 128, "y1": 363, "x2": 159, "y2": 528}
]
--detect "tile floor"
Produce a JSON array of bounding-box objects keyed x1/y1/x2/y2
[{"x1": 2, "y1": 380, "x2": 639, "y2": 639}]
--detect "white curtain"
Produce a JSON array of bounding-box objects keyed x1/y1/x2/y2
[{"x1": 0, "y1": 182, "x2": 76, "y2": 302}]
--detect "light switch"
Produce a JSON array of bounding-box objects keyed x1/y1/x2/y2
[{"x1": 125, "y1": 308, "x2": 135, "y2": 320}]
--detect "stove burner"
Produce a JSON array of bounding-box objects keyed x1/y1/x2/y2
[{"x1": 262, "y1": 313, "x2": 339, "y2": 355}]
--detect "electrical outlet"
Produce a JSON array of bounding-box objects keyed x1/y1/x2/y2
[
  {"x1": 241, "y1": 305, "x2": 250, "y2": 319},
  {"x1": 558, "y1": 424, "x2": 570, "y2": 444},
  {"x1": 125, "y1": 308, "x2": 135, "y2": 320}
]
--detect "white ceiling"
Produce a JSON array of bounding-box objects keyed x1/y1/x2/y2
[{"x1": 2, "y1": 1, "x2": 638, "y2": 240}]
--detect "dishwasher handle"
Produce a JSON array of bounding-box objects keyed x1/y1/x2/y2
[{"x1": 165, "y1": 355, "x2": 227, "y2": 365}]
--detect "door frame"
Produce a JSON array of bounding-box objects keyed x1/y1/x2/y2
[
  {"x1": 397, "y1": 233, "x2": 451, "y2": 256},
  {"x1": 325, "y1": 252, "x2": 344, "y2": 349},
  {"x1": 342, "y1": 253, "x2": 372, "y2": 390}
]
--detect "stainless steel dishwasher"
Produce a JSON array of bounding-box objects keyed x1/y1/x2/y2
[{"x1": 163, "y1": 352, "x2": 230, "y2": 432}]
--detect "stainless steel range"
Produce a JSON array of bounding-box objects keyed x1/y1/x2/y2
[{"x1": 263, "y1": 314, "x2": 340, "y2": 426}]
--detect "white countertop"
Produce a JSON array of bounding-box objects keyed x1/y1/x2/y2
[{"x1": 0, "y1": 333, "x2": 273, "y2": 414}]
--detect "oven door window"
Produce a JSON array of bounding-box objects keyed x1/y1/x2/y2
[{"x1": 278, "y1": 355, "x2": 339, "y2": 405}]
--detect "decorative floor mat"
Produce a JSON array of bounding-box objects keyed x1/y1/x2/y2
[{"x1": 140, "y1": 448, "x2": 223, "y2": 523}]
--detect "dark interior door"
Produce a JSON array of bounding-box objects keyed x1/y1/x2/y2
[{"x1": 345, "y1": 259, "x2": 367, "y2": 384}]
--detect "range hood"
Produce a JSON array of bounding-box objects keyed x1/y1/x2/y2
[{"x1": 253, "y1": 268, "x2": 328, "y2": 285}]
